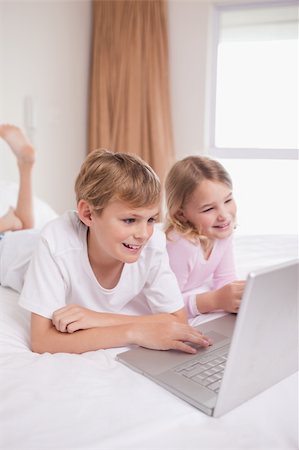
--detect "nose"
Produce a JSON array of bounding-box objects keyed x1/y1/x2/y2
[
  {"x1": 217, "y1": 207, "x2": 228, "y2": 221},
  {"x1": 134, "y1": 222, "x2": 150, "y2": 241}
]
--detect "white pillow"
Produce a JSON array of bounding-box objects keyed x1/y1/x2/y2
[{"x1": 0, "y1": 181, "x2": 58, "y2": 229}]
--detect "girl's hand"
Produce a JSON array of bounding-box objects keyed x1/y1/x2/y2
[
  {"x1": 129, "y1": 321, "x2": 213, "y2": 354},
  {"x1": 215, "y1": 281, "x2": 246, "y2": 313},
  {"x1": 52, "y1": 304, "x2": 101, "y2": 333}
]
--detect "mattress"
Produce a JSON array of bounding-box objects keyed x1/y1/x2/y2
[{"x1": 0, "y1": 234, "x2": 298, "y2": 449}]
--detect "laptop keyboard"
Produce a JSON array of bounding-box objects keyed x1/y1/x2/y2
[{"x1": 173, "y1": 345, "x2": 229, "y2": 393}]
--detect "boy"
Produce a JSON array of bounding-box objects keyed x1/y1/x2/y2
[{"x1": 0, "y1": 130, "x2": 212, "y2": 354}]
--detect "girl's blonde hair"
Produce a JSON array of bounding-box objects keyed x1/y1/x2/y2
[
  {"x1": 164, "y1": 156, "x2": 232, "y2": 246},
  {"x1": 75, "y1": 149, "x2": 161, "y2": 213}
]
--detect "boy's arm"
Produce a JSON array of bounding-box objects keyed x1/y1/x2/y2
[
  {"x1": 51, "y1": 304, "x2": 188, "y2": 334},
  {"x1": 31, "y1": 312, "x2": 212, "y2": 354}
]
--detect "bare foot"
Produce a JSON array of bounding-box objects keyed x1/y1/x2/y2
[
  {"x1": 0, "y1": 124, "x2": 35, "y2": 164},
  {"x1": 0, "y1": 207, "x2": 23, "y2": 232}
]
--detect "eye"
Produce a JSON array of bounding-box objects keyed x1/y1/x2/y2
[
  {"x1": 225, "y1": 198, "x2": 233, "y2": 204},
  {"x1": 201, "y1": 207, "x2": 213, "y2": 213},
  {"x1": 123, "y1": 218, "x2": 135, "y2": 224},
  {"x1": 148, "y1": 217, "x2": 157, "y2": 224}
]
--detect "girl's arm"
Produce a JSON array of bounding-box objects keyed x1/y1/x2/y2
[
  {"x1": 195, "y1": 281, "x2": 245, "y2": 313},
  {"x1": 196, "y1": 238, "x2": 245, "y2": 313},
  {"x1": 166, "y1": 237, "x2": 199, "y2": 317},
  {"x1": 31, "y1": 312, "x2": 212, "y2": 354},
  {"x1": 213, "y1": 237, "x2": 237, "y2": 289}
]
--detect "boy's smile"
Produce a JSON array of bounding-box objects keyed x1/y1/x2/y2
[
  {"x1": 122, "y1": 242, "x2": 143, "y2": 252},
  {"x1": 87, "y1": 200, "x2": 160, "y2": 267}
]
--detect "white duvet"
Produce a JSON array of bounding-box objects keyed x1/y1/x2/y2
[{"x1": 0, "y1": 234, "x2": 298, "y2": 449}]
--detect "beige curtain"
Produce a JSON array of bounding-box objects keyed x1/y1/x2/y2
[{"x1": 88, "y1": 0, "x2": 174, "y2": 183}]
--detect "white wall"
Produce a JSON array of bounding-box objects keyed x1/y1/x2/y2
[
  {"x1": 1, "y1": 0, "x2": 297, "y2": 234},
  {"x1": 168, "y1": 0, "x2": 211, "y2": 160},
  {"x1": 0, "y1": 0, "x2": 92, "y2": 214}
]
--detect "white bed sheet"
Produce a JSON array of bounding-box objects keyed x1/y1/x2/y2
[{"x1": 0, "y1": 234, "x2": 298, "y2": 449}]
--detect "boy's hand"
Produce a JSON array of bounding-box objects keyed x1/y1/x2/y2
[
  {"x1": 51, "y1": 305, "x2": 213, "y2": 354},
  {"x1": 52, "y1": 304, "x2": 100, "y2": 333},
  {"x1": 129, "y1": 322, "x2": 213, "y2": 354}
]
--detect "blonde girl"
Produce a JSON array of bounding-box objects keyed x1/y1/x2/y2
[{"x1": 165, "y1": 155, "x2": 245, "y2": 318}]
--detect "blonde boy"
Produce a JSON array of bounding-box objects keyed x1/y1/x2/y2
[{"x1": 1, "y1": 146, "x2": 211, "y2": 354}]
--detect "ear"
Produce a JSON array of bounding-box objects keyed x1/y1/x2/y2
[
  {"x1": 175, "y1": 208, "x2": 187, "y2": 223},
  {"x1": 77, "y1": 199, "x2": 93, "y2": 226}
]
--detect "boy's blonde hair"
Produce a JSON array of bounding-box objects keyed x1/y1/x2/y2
[
  {"x1": 75, "y1": 148, "x2": 161, "y2": 213},
  {"x1": 164, "y1": 155, "x2": 232, "y2": 245}
]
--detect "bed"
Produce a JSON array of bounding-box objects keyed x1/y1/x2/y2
[{"x1": 0, "y1": 182, "x2": 298, "y2": 449}]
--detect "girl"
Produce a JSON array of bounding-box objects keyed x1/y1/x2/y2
[
  {"x1": 165, "y1": 155, "x2": 245, "y2": 319},
  {"x1": 0, "y1": 129, "x2": 212, "y2": 354}
]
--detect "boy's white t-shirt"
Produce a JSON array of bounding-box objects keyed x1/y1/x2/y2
[{"x1": 18, "y1": 211, "x2": 184, "y2": 319}]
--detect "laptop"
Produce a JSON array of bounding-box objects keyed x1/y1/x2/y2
[{"x1": 117, "y1": 260, "x2": 298, "y2": 417}]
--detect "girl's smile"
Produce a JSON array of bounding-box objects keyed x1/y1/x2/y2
[
  {"x1": 180, "y1": 179, "x2": 237, "y2": 240},
  {"x1": 213, "y1": 221, "x2": 231, "y2": 230}
]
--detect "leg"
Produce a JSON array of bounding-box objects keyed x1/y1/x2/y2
[
  {"x1": 0, "y1": 124, "x2": 35, "y2": 230},
  {"x1": 0, "y1": 207, "x2": 23, "y2": 233}
]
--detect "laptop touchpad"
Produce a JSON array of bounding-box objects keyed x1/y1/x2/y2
[{"x1": 189, "y1": 330, "x2": 230, "y2": 352}]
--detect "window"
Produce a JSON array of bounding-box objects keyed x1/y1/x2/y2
[
  {"x1": 210, "y1": 1, "x2": 298, "y2": 159},
  {"x1": 207, "y1": 1, "x2": 298, "y2": 235}
]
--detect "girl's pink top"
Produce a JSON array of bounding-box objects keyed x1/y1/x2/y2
[{"x1": 166, "y1": 231, "x2": 236, "y2": 317}]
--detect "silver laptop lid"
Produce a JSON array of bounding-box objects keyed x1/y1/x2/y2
[
  {"x1": 214, "y1": 259, "x2": 298, "y2": 417},
  {"x1": 117, "y1": 260, "x2": 298, "y2": 416}
]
